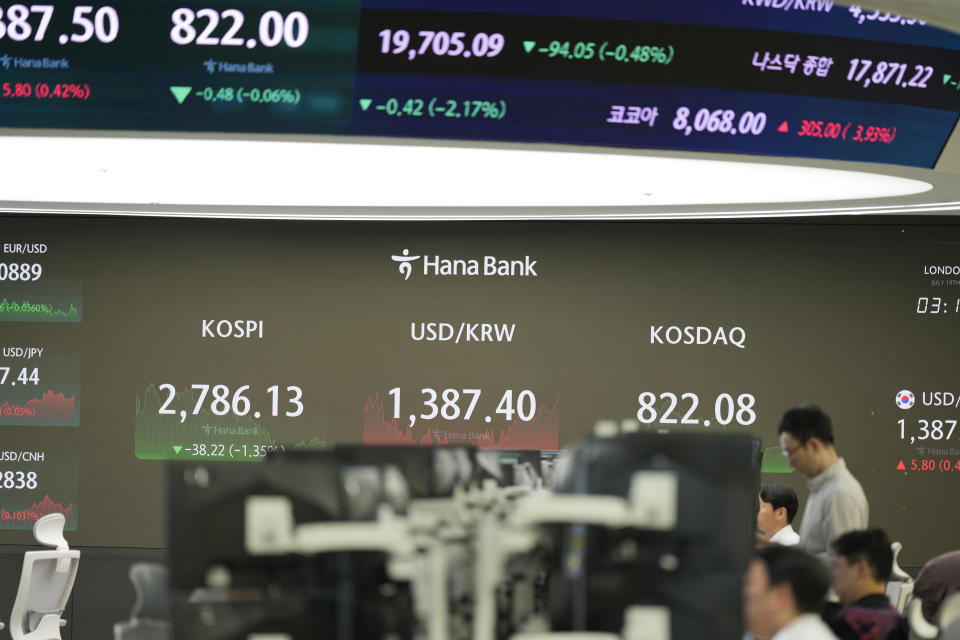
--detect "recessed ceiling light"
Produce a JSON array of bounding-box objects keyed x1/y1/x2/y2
[{"x1": 0, "y1": 136, "x2": 933, "y2": 208}]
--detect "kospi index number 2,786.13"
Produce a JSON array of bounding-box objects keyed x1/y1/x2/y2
[{"x1": 156, "y1": 383, "x2": 303, "y2": 423}]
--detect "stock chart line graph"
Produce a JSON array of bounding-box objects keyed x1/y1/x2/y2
[
  {"x1": 0, "y1": 299, "x2": 80, "y2": 322},
  {"x1": 0, "y1": 495, "x2": 77, "y2": 531},
  {"x1": 0, "y1": 390, "x2": 78, "y2": 426},
  {"x1": 0, "y1": 279, "x2": 83, "y2": 322},
  {"x1": 0, "y1": 349, "x2": 81, "y2": 426}
]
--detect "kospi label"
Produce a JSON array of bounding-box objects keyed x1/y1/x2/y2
[{"x1": 201, "y1": 320, "x2": 263, "y2": 339}]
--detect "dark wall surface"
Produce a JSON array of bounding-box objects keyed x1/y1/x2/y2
[{"x1": 1, "y1": 217, "x2": 959, "y2": 565}]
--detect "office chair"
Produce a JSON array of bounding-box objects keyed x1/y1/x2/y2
[
  {"x1": 113, "y1": 563, "x2": 171, "y2": 640},
  {"x1": 8, "y1": 513, "x2": 81, "y2": 640},
  {"x1": 907, "y1": 597, "x2": 939, "y2": 640},
  {"x1": 887, "y1": 541, "x2": 915, "y2": 613},
  {"x1": 939, "y1": 592, "x2": 960, "y2": 640}
]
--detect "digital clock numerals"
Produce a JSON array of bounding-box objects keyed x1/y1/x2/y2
[{"x1": 916, "y1": 297, "x2": 959, "y2": 314}]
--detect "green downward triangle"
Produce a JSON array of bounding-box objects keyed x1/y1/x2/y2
[
  {"x1": 169, "y1": 86, "x2": 192, "y2": 104},
  {"x1": 172, "y1": 445, "x2": 183, "y2": 454},
  {"x1": 944, "y1": 74, "x2": 953, "y2": 85},
  {"x1": 359, "y1": 98, "x2": 373, "y2": 111},
  {"x1": 523, "y1": 41, "x2": 536, "y2": 53}
]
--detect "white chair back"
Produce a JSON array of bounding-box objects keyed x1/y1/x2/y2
[
  {"x1": 8, "y1": 514, "x2": 81, "y2": 640},
  {"x1": 891, "y1": 542, "x2": 914, "y2": 582},
  {"x1": 888, "y1": 580, "x2": 915, "y2": 614}
]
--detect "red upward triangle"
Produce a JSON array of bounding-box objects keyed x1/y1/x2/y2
[
  {"x1": 777, "y1": 121, "x2": 790, "y2": 133},
  {"x1": 896, "y1": 460, "x2": 906, "y2": 471}
]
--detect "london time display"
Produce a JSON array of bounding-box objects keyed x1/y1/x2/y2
[{"x1": 0, "y1": 1, "x2": 958, "y2": 166}]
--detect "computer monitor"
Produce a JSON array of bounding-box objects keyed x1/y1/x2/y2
[
  {"x1": 166, "y1": 456, "x2": 417, "y2": 640},
  {"x1": 317, "y1": 445, "x2": 476, "y2": 499},
  {"x1": 546, "y1": 433, "x2": 756, "y2": 638}
]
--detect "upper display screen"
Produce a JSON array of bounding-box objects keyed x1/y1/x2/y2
[{"x1": 0, "y1": 1, "x2": 958, "y2": 166}]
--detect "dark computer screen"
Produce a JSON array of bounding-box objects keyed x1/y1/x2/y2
[
  {"x1": 548, "y1": 433, "x2": 756, "y2": 637},
  {"x1": 167, "y1": 456, "x2": 417, "y2": 640}
]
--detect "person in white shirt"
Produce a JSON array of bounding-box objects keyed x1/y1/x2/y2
[
  {"x1": 777, "y1": 405, "x2": 868, "y2": 562},
  {"x1": 758, "y1": 481, "x2": 801, "y2": 546},
  {"x1": 744, "y1": 545, "x2": 839, "y2": 640}
]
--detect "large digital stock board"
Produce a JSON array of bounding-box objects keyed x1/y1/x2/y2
[
  {"x1": 0, "y1": 215, "x2": 958, "y2": 557},
  {"x1": 0, "y1": 0, "x2": 959, "y2": 166}
]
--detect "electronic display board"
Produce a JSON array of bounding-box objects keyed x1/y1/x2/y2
[
  {"x1": 0, "y1": 214, "x2": 958, "y2": 565},
  {"x1": 0, "y1": 1, "x2": 958, "y2": 166}
]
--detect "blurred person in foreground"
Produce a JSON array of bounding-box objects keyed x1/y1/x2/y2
[
  {"x1": 758, "y1": 481, "x2": 800, "y2": 546},
  {"x1": 744, "y1": 545, "x2": 838, "y2": 640},
  {"x1": 778, "y1": 405, "x2": 868, "y2": 560},
  {"x1": 823, "y1": 529, "x2": 906, "y2": 640},
  {"x1": 913, "y1": 549, "x2": 960, "y2": 624}
]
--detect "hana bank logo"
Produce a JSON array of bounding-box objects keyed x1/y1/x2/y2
[
  {"x1": 390, "y1": 249, "x2": 539, "y2": 280},
  {"x1": 391, "y1": 249, "x2": 421, "y2": 280}
]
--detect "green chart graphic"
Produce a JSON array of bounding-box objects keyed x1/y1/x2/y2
[
  {"x1": 0, "y1": 279, "x2": 82, "y2": 323},
  {"x1": 761, "y1": 446, "x2": 794, "y2": 474},
  {"x1": 135, "y1": 384, "x2": 325, "y2": 461}
]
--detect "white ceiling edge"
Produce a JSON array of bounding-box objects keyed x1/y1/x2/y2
[{"x1": 0, "y1": 136, "x2": 934, "y2": 209}]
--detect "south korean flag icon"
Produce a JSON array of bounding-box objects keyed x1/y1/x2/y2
[{"x1": 896, "y1": 390, "x2": 915, "y2": 410}]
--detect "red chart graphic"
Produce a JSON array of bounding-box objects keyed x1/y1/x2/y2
[
  {"x1": 1, "y1": 495, "x2": 76, "y2": 529},
  {"x1": 362, "y1": 394, "x2": 559, "y2": 450},
  {"x1": 0, "y1": 390, "x2": 77, "y2": 424}
]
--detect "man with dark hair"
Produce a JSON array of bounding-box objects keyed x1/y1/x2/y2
[
  {"x1": 778, "y1": 405, "x2": 868, "y2": 560},
  {"x1": 744, "y1": 545, "x2": 838, "y2": 639},
  {"x1": 758, "y1": 482, "x2": 800, "y2": 546},
  {"x1": 824, "y1": 529, "x2": 906, "y2": 640}
]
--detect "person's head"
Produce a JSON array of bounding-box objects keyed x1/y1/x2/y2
[
  {"x1": 830, "y1": 529, "x2": 893, "y2": 606},
  {"x1": 757, "y1": 482, "x2": 799, "y2": 538},
  {"x1": 778, "y1": 405, "x2": 838, "y2": 477},
  {"x1": 744, "y1": 545, "x2": 830, "y2": 638}
]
